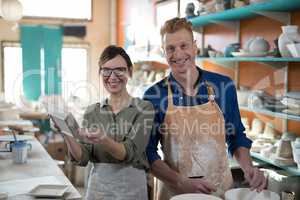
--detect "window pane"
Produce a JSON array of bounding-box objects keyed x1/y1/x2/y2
[
  {"x1": 19, "y1": 0, "x2": 92, "y2": 20},
  {"x1": 3, "y1": 45, "x2": 88, "y2": 105},
  {"x1": 156, "y1": 1, "x2": 178, "y2": 28},
  {"x1": 3, "y1": 47, "x2": 23, "y2": 104},
  {"x1": 61, "y1": 48, "x2": 88, "y2": 102}
]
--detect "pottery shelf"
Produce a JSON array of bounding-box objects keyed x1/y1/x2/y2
[
  {"x1": 251, "y1": 152, "x2": 300, "y2": 176},
  {"x1": 190, "y1": 0, "x2": 300, "y2": 27},
  {"x1": 239, "y1": 105, "x2": 300, "y2": 122},
  {"x1": 197, "y1": 57, "x2": 300, "y2": 68}
]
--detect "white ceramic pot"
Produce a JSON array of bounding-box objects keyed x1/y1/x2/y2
[
  {"x1": 249, "y1": 37, "x2": 270, "y2": 53},
  {"x1": 237, "y1": 90, "x2": 250, "y2": 106},
  {"x1": 225, "y1": 188, "x2": 280, "y2": 200},
  {"x1": 276, "y1": 139, "x2": 293, "y2": 159},
  {"x1": 171, "y1": 193, "x2": 222, "y2": 200},
  {"x1": 278, "y1": 25, "x2": 300, "y2": 57}
]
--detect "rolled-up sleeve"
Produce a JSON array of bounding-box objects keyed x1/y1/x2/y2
[
  {"x1": 121, "y1": 102, "x2": 155, "y2": 163},
  {"x1": 225, "y1": 80, "x2": 252, "y2": 156}
]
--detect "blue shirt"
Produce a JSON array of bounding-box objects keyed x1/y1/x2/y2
[{"x1": 143, "y1": 67, "x2": 252, "y2": 164}]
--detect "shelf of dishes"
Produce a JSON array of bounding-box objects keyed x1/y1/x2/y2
[
  {"x1": 189, "y1": 0, "x2": 300, "y2": 27},
  {"x1": 251, "y1": 152, "x2": 300, "y2": 176},
  {"x1": 239, "y1": 106, "x2": 300, "y2": 122},
  {"x1": 197, "y1": 57, "x2": 300, "y2": 62}
]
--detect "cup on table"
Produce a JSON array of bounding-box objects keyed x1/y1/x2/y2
[{"x1": 10, "y1": 141, "x2": 32, "y2": 164}]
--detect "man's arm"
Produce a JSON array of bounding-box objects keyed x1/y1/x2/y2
[
  {"x1": 224, "y1": 79, "x2": 267, "y2": 192},
  {"x1": 234, "y1": 147, "x2": 267, "y2": 192}
]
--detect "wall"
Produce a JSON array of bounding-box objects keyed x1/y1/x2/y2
[
  {"x1": 200, "y1": 11, "x2": 300, "y2": 136},
  {"x1": 0, "y1": 0, "x2": 113, "y2": 102}
]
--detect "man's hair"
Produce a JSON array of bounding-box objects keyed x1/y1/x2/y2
[
  {"x1": 160, "y1": 17, "x2": 194, "y2": 41},
  {"x1": 98, "y1": 45, "x2": 133, "y2": 72}
]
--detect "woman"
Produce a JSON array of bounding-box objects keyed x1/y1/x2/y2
[{"x1": 63, "y1": 45, "x2": 155, "y2": 200}]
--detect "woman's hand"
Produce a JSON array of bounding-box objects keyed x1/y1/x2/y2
[{"x1": 79, "y1": 128, "x2": 106, "y2": 144}]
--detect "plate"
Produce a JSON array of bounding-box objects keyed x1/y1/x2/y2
[
  {"x1": 225, "y1": 188, "x2": 280, "y2": 200},
  {"x1": 231, "y1": 51, "x2": 269, "y2": 57},
  {"x1": 28, "y1": 184, "x2": 68, "y2": 198},
  {"x1": 171, "y1": 193, "x2": 222, "y2": 200}
]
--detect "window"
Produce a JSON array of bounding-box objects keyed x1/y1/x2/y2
[
  {"x1": 2, "y1": 42, "x2": 89, "y2": 105},
  {"x1": 19, "y1": 0, "x2": 92, "y2": 20},
  {"x1": 155, "y1": 0, "x2": 178, "y2": 28}
]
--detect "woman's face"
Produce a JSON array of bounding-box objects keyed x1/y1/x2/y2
[{"x1": 100, "y1": 55, "x2": 131, "y2": 95}]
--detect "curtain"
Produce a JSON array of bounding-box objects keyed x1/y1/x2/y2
[
  {"x1": 20, "y1": 25, "x2": 43, "y2": 101},
  {"x1": 43, "y1": 26, "x2": 63, "y2": 95},
  {"x1": 20, "y1": 25, "x2": 63, "y2": 101}
]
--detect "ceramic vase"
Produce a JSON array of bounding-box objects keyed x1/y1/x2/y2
[{"x1": 278, "y1": 25, "x2": 300, "y2": 57}]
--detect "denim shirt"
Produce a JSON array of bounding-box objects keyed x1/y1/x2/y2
[{"x1": 143, "y1": 67, "x2": 252, "y2": 164}]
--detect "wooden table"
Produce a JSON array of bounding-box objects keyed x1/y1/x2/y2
[{"x1": 0, "y1": 137, "x2": 81, "y2": 199}]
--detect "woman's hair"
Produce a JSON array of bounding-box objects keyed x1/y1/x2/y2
[
  {"x1": 160, "y1": 17, "x2": 194, "y2": 41},
  {"x1": 98, "y1": 45, "x2": 133, "y2": 71}
]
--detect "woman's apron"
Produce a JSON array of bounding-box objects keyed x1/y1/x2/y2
[
  {"x1": 86, "y1": 163, "x2": 148, "y2": 200},
  {"x1": 156, "y1": 81, "x2": 233, "y2": 200}
]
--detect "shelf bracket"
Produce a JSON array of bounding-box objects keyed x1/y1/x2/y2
[
  {"x1": 211, "y1": 20, "x2": 239, "y2": 31},
  {"x1": 258, "y1": 61, "x2": 288, "y2": 68},
  {"x1": 254, "y1": 11, "x2": 291, "y2": 25}
]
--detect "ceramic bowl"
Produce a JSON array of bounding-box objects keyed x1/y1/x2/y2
[
  {"x1": 225, "y1": 188, "x2": 280, "y2": 200},
  {"x1": 171, "y1": 193, "x2": 222, "y2": 200}
]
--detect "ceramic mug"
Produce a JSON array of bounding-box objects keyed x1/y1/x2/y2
[
  {"x1": 276, "y1": 139, "x2": 293, "y2": 159},
  {"x1": 10, "y1": 141, "x2": 32, "y2": 164},
  {"x1": 251, "y1": 118, "x2": 264, "y2": 134}
]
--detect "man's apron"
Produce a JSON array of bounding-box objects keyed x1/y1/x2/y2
[
  {"x1": 156, "y1": 81, "x2": 233, "y2": 200},
  {"x1": 86, "y1": 163, "x2": 148, "y2": 200}
]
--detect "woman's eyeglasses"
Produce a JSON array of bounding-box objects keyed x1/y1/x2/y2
[{"x1": 99, "y1": 67, "x2": 128, "y2": 77}]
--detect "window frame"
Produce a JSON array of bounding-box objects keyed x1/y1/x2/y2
[
  {"x1": 12, "y1": 0, "x2": 93, "y2": 21},
  {"x1": 0, "y1": 41, "x2": 91, "y2": 96}
]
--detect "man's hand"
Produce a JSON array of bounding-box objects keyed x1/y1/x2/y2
[
  {"x1": 79, "y1": 128, "x2": 106, "y2": 144},
  {"x1": 175, "y1": 177, "x2": 216, "y2": 194},
  {"x1": 243, "y1": 166, "x2": 267, "y2": 192}
]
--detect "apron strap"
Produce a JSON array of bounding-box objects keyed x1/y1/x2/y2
[
  {"x1": 205, "y1": 81, "x2": 215, "y2": 102},
  {"x1": 167, "y1": 80, "x2": 174, "y2": 108}
]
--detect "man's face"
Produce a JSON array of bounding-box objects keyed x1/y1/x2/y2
[{"x1": 163, "y1": 29, "x2": 197, "y2": 76}]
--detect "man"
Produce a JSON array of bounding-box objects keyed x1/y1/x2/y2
[{"x1": 143, "y1": 17, "x2": 267, "y2": 199}]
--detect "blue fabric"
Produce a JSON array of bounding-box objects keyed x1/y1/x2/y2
[
  {"x1": 20, "y1": 25, "x2": 63, "y2": 101},
  {"x1": 43, "y1": 26, "x2": 63, "y2": 95},
  {"x1": 143, "y1": 67, "x2": 252, "y2": 164},
  {"x1": 21, "y1": 25, "x2": 43, "y2": 101}
]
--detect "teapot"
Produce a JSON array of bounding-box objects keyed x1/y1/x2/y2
[{"x1": 244, "y1": 37, "x2": 270, "y2": 53}]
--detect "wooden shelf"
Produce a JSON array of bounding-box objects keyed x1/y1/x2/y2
[
  {"x1": 239, "y1": 105, "x2": 300, "y2": 121},
  {"x1": 251, "y1": 152, "x2": 300, "y2": 176},
  {"x1": 190, "y1": 0, "x2": 300, "y2": 27}
]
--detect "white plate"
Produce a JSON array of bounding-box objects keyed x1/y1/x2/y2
[
  {"x1": 225, "y1": 188, "x2": 280, "y2": 200},
  {"x1": 231, "y1": 51, "x2": 269, "y2": 57},
  {"x1": 28, "y1": 184, "x2": 68, "y2": 198},
  {"x1": 0, "y1": 135, "x2": 34, "y2": 142},
  {"x1": 171, "y1": 193, "x2": 222, "y2": 200}
]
